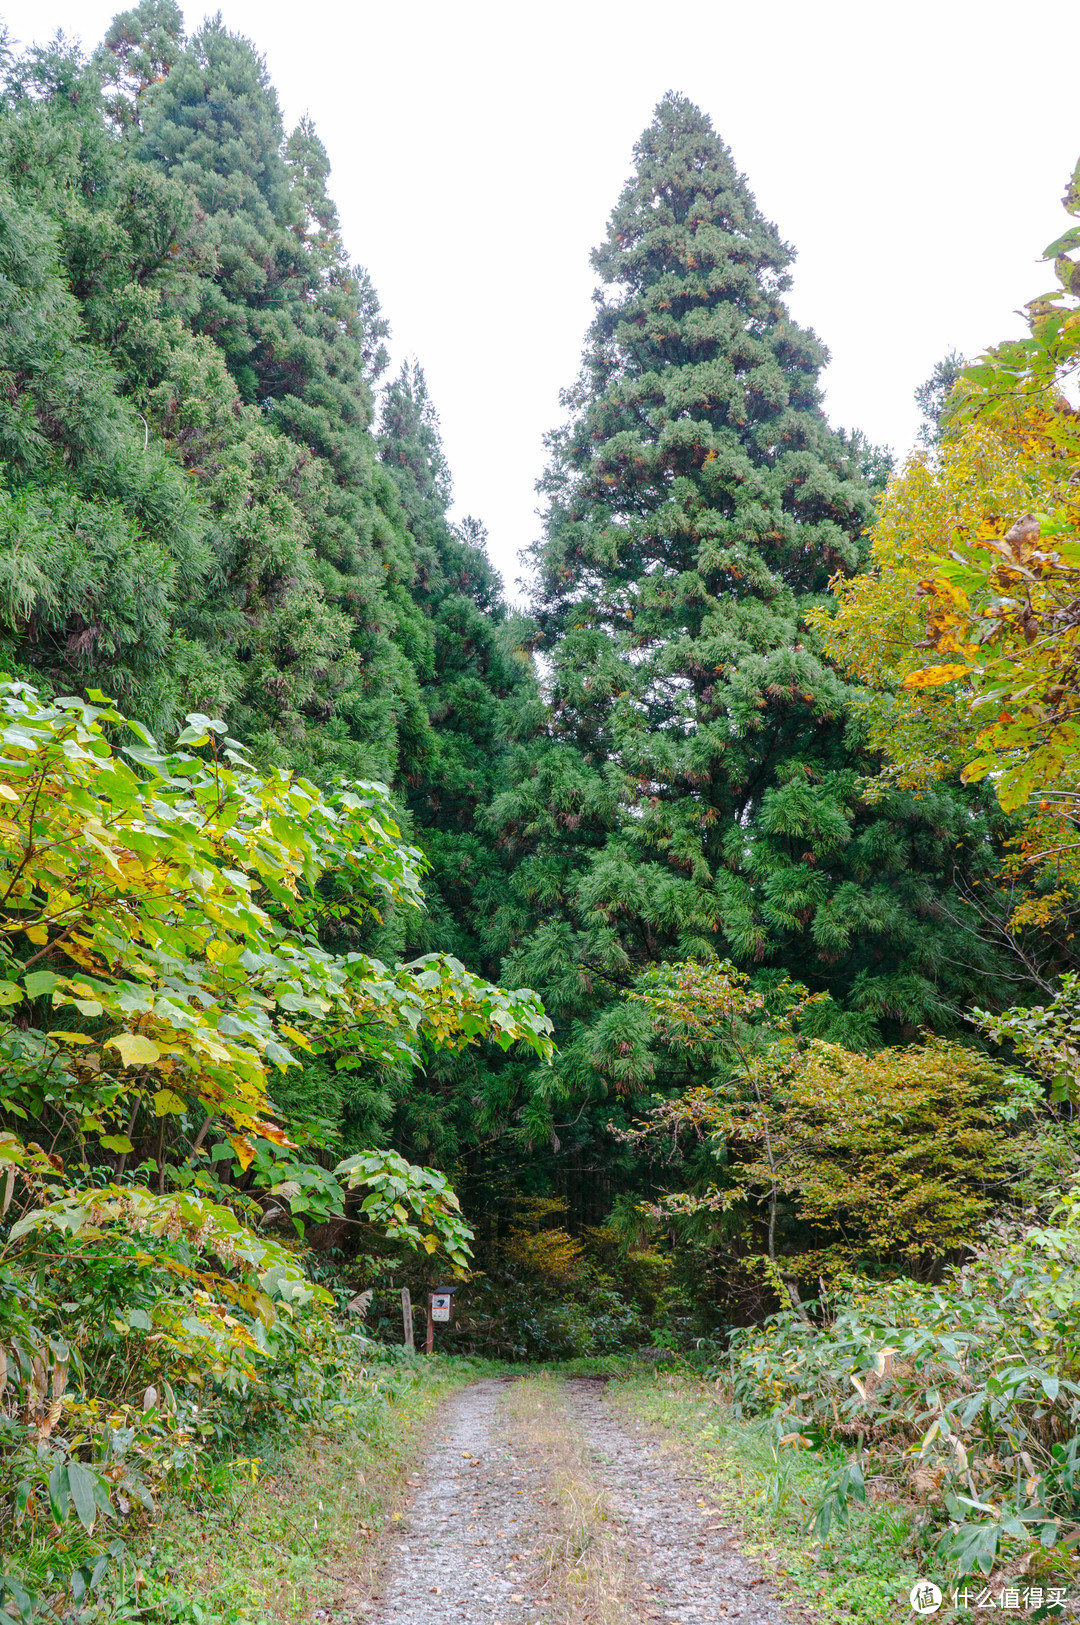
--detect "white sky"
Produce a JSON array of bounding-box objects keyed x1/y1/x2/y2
[{"x1": 5, "y1": 0, "x2": 1080, "y2": 596}]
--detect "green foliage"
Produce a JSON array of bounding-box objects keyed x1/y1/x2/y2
[
  {"x1": 618, "y1": 1372, "x2": 915, "y2": 1625},
  {"x1": 621, "y1": 958, "x2": 1022, "y2": 1298},
  {"x1": 915, "y1": 349, "x2": 965, "y2": 448},
  {"x1": 0, "y1": 24, "x2": 1074, "y2": 1616},
  {"x1": 0, "y1": 679, "x2": 550, "y2": 1167},
  {"x1": 520, "y1": 91, "x2": 991, "y2": 1019},
  {"x1": 0, "y1": 679, "x2": 551, "y2": 1613},
  {"x1": 0, "y1": 15, "x2": 437, "y2": 780},
  {"x1": 434, "y1": 1205, "x2": 653, "y2": 1362},
  {"x1": 479, "y1": 92, "x2": 1023, "y2": 1329},
  {"x1": 728, "y1": 1195, "x2": 1080, "y2": 1578},
  {"x1": 975, "y1": 974, "x2": 1080, "y2": 1104},
  {"x1": 337, "y1": 1149, "x2": 473, "y2": 1270},
  {"x1": 752, "y1": 1037, "x2": 1015, "y2": 1274}
]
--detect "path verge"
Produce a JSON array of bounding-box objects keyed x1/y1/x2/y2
[
  {"x1": 127, "y1": 1356, "x2": 473, "y2": 1625},
  {"x1": 607, "y1": 1369, "x2": 914, "y2": 1625}
]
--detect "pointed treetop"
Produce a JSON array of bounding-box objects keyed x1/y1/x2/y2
[
  {"x1": 594, "y1": 91, "x2": 793, "y2": 300},
  {"x1": 380, "y1": 360, "x2": 452, "y2": 512}
]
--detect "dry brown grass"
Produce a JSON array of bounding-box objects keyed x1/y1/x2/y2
[{"x1": 498, "y1": 1376, "x2": 646, "y2": 1625}]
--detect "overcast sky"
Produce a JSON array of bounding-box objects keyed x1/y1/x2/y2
[{"x1": 5, "y1": 0, "x2": 1080, "y2": 595}]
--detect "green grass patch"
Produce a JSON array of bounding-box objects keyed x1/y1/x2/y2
[
  {"x1": 85, "y1": 1354, "x2": 489, "y2": 1625},
  {"x1": 608, "y1": 1369, "x2": 916, "y2": 1625}
]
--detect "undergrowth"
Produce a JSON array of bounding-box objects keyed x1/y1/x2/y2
[
  {"x1": 3, "y1": 1353, "x2": 488, "y2": 1625},
  {"x1": 119, "y1": 1354, "x2": 484, "y2": 1625}
]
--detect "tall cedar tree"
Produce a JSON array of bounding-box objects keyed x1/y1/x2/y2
[
  {"x1": 376, "y1": 361, "x2": 552, "y2": 1169},
  {"x1": 133, "y1": 14, "x2": 430, "y2": 778},
  {"x1": 0, "y1": 7, "x2": 428, "y2": 781},
  {"x1": 0, "y1": 14, "x2": 550, "y2": 1184},
  {"x1": 490, "y1": 96, "x2": 1010, "y2": 1148}
]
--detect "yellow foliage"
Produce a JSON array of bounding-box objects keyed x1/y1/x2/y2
[
  {"x1": 503, "y1": 1225, "x2": 586, "y2": 1285},
  {"x1": 754, "y1": 1037, "x2": 1015, "y2": 1275},
  {"x1": 814, "y1": 404, "x2": 1080, "y2": 900},
  {"x1": 814, "y1": 414, "x2": 1061, "y2": 788}
]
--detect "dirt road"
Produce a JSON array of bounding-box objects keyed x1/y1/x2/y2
[{"x1": 361, "y1": 1375, "x2": 791, "y2": 1625}]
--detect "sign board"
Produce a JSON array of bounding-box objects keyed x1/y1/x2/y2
[{"x1": 431, "y1": 1292, "x2": 453, "y2": 1323}]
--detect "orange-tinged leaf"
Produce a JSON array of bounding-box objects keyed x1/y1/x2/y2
[{"x1": 229, "y1": 1134, "x2": 255, "y2": 1171}]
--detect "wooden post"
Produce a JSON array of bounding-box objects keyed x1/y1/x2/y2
[
  {"x1": 424, "y1": 1292, "x2": 434, "y2": 1355},
  {"x1": 401, "y1": 1286, "x2": 414, "y2": 1351}
]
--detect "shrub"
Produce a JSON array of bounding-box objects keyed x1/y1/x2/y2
[{"x1": 727, "y1": 1190, "x2": 1080, "y2": 1577}]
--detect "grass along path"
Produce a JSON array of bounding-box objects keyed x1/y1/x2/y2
[
  {"x1": 118, "y1": 1356, "x2": 478, "y2": 1625},
  {"x1": 607, "y1": 1369, "x2": 915, "y2": 1625},
  {"x1": 119, "y1": 1361, "x2": 915, "y2": 1625}
]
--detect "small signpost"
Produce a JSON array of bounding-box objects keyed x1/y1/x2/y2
[
  {"x1": 401, "y1": 1286, "x2": 414, "y2": 1352},
  {"x1": 424, "y1": 1285, "x2": 457, "y2": 1354}
]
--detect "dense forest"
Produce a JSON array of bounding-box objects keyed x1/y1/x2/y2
[{"x1": 5, "y1": 1, "x2": 1080, "y2": 1615}]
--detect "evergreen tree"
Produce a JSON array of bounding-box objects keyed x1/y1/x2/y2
[
  {"x1": 373, "y1": 361, "x2": 548, "y2": 1165},
  {"x1": 0, "y1": 15, "x2": 431, "y2": 779},
  {"x1": 0, "y1": 33, "x2": 217, "y2": 725},
  {"x1": 97, "y1": 0, "x2": 184, "y2": 128},
  {"x1": 492, "y1": 96, "x2": 1011, "y2": 1139},
  {"x1": 132, "y1": 17, "x2": 427, "y2": 777},
  {"x1": 379, "y1": 362, "x2": 533, "y2": 875},
  {"x1": 915, "y1": 348, "x2": 965, "y2": 448}
]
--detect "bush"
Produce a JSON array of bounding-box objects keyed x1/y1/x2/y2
[{"x1": 726, "y1": 1191, "x2": 1080, "y2": 1578}]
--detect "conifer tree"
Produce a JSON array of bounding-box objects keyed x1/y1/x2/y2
[
  {"x1": 374, "y1": 362, "x2": 548, "y2": 1164},
  {"x1": 494, "y1": 95, "x2": 1010, "y2": 1129},
  {"x1": 132, "y1": 18, "x2": 427, "y2": 777},
  {"x1": 379, "y1": 363, "x2": 531, "y2": 854},
  {"x1": 0, "y1": 33, "x2": 216, "y2": 725},
  {"x1": 0, "y1": 15, "x2": 432, "y2": 779}
]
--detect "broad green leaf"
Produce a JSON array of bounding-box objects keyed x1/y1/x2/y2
[
  {"x1": 107, "y1": 1034, "x2": 162, "y2": 1067},
  {"x1": 66, "y1": 1462, "x2": 98, "y2": 1533},
  {"x1": 23, "y1": 971, "x2": 59, "y2": 997},
  {"x1": 47, "y1": 1463, "x2": 70, "y2": 1524}
]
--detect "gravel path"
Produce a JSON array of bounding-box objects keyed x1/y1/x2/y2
[
  {"x1": 564, "y1": 1377, "x2": 791, "y2": 1625},
  {"x1": 365, "y1": 1378, "x2": 548, "y2": 1625},
  {"x1": 364, "y1": 1376, "x2": 793, "y2": 1625}
]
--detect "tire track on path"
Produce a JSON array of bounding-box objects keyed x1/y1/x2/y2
[
  {"x1": 363, "y1": 1376, "x2": 797, "y2": 1625},
  {"x1": 364, "y1": 1377, "x2": 549, "y2": 1625},
  {"x1": 564, "y1": 1377, "x2": 792, "y2": 1625}
]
